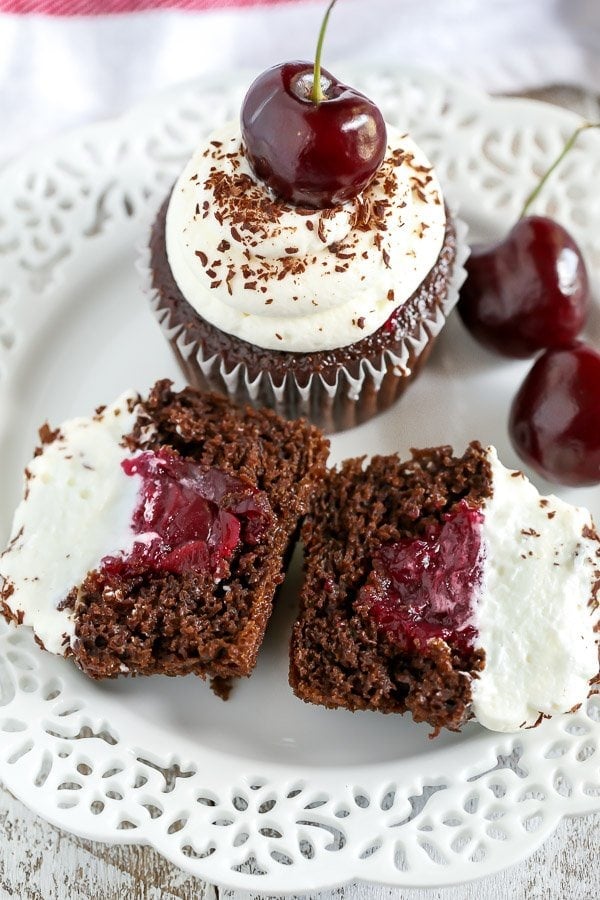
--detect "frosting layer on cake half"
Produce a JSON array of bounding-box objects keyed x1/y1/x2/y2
[
  {"x1": 473, "y1": 448, "x2": 599, "y2": 731},
  {"x1": 0, "y1": 393, "x2": 142, "y2": 654},
  {"x1": 165, "y1": 121, "x2": 446, "y2": 352}
]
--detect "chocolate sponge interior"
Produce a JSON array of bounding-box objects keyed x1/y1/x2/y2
[{"x1": 290, "y1": 443, "x2": 492, "y2": 734}]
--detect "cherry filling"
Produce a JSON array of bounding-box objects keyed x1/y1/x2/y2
[
  {"x1": 101, "y1": 449, "x2": 273, "y2": 579},
  {"x1": 360, "y1": 500, "x2": 484, "y2": 654}
]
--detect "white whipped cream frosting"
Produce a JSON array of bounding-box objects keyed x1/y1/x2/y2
[
  {"x1": 165, "y1": 121, "x2": 446, "y2": 352},
  {"x1": 0, "y1": 393, "x2": 143, "y2": 654},
  {"x1": 473, "y1": 448, "x2": 599, "y2": 732}
]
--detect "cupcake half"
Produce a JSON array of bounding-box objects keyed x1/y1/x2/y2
[
  {"x1": 144, "y1": 120, "x2": 466, "y2": 432},
  {"x1": 0, "y1": 382, "x2": 328, "y2": 692},
  {"x1": 290, "y1": 442, "x2": 600, "y2": 734}
]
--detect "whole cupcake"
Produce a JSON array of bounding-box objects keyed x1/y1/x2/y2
[{"x1": 144, "y1": 4, "x2": 466, "y2": 431}]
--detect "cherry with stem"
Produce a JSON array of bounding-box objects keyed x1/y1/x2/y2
[
  {"x1": 458, "y1": 122, "x2": 600, "y2": 359},
  {"x1": 241, "y1": 0, "x2": 387, "y2": 208}
]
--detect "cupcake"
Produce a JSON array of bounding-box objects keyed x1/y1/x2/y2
[{"x1": 144, "y1": 59, "x2": 466, "y2": 432}]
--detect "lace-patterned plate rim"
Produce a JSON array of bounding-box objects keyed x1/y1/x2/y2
[{"x1": 0, "y1": 69, "x2": 599, "y2": 892}]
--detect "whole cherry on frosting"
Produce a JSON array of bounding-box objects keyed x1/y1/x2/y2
[
  {"x1": 241, "y1": 0, "x2": 387, "y2": 208},
  {"x1": 509, "y1": 342, "x2": 600, "y2": 486},
  {"x1": 458, "y1": 123, "x2": 599, "y2": 358}
]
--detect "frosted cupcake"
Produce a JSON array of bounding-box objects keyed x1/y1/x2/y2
[
  {"x1": 144, "y1": 9, "x2": 465, "y2": 430},
  {"x1": 147, "y1": 127, "x2": 464, "y2": 432}
]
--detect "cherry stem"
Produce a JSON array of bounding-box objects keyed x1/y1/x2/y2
[
  {"x1": 312, "y1": 0, "x2": 338, "y2": 104},
  {"x1": 519, "y1": 122, "x2": 600, "y2": 219}
]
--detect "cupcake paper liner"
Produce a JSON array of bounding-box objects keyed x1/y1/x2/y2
[{"x1": 138, "y1": 214, "x2": 469, "y2": 433}]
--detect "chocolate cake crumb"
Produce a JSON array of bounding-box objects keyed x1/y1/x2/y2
[{"x1": 211, "y1": 676, "x2": 233, "y2": 700}]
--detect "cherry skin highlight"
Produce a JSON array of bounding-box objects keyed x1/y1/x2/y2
[
  {"x1": 509, "y1": 342, "x2": 600, "y2": 486},
  {"x1": 241, "y1": 60, "x2": 387, "y2": 208},
  {"x1": 458, "y1": 216, "x2": 589, "y2": 358},
  {"x1": 360, "y1": 500, "x2": 484, "y2": 655},
  {"x1": 101, "y1": 449, "x2": 273, "y2": 578}
]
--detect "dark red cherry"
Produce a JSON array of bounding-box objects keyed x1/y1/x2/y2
[
  {"x1": 509, "y1": 342, "x2": 600, "y2": 486},
  {"x1": 241, "y1": 60, "x2": 387, "y2": 208},
  {"x1": 101, "y1": 449, "x2": 273, "y2": 578},
  {"x1": 459, "y1": 215, "x2": 590, "y2": 358}
]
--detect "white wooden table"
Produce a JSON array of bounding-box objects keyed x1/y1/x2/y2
[{"x1": 1, "y1": 84, "x2": 600, "y2": 900}]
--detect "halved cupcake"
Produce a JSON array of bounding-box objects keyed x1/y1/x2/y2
[
  {"x1": 0, "y1": 381, "x2": 328, "y2": 693},
  {"x1": 290, "y1": 442, "x2": 600, "y2": 734}
]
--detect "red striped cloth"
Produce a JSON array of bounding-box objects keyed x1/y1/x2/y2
[{"x1": 0, "y1": 0, "x2": 302, "y2": 13}]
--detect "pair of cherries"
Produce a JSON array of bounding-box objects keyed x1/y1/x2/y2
[{"x1": 458, "y1": 124, "x2": 600, "y2": 487}]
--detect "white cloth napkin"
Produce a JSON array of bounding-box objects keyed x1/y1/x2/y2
[{"x1": 1, "y1": 0, "x2": 599, "y2": 165}]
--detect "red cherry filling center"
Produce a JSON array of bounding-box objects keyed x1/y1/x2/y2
[
  {"x1": 360, "y1": 500, "x2": 484, "y2": 654},
  {"x1": 101, "y1": 449, "x2": 273, "y2": 578}
]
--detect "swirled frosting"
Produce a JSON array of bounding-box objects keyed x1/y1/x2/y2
[{"x1": 165, "y1": 121, "x2": 446, "y2": 352}]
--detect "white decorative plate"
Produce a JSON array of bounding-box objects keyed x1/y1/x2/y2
[{"x1": 0, "y1": 68, "x2": 599, "y2": 892}]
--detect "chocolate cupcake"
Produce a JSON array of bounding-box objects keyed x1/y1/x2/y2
[{"x1": 143, "y1": 119, "x2": 467, "y2": 432}]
